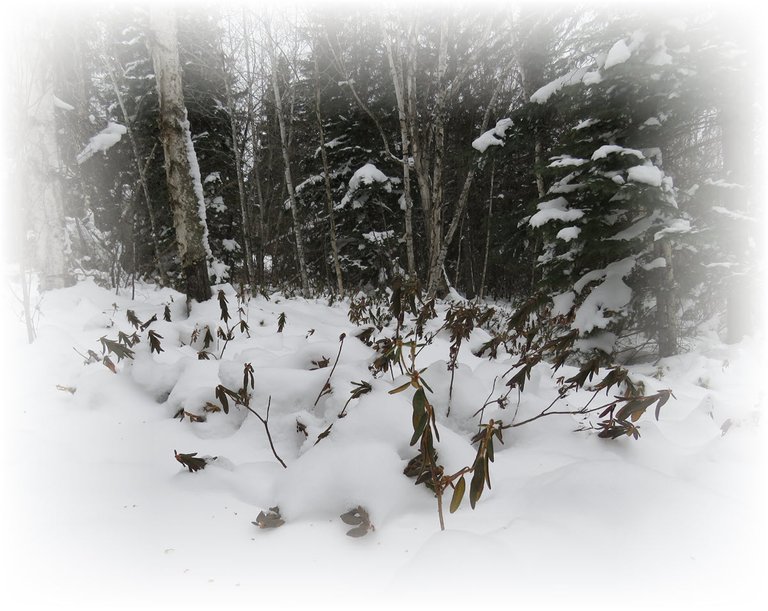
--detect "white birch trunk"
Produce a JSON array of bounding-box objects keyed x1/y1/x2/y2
[{"x1": 149, "y1": 4, "x2": 211, "y2": 303}]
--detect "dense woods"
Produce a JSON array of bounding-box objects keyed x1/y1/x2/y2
[{"x1": 7, "y1": 3, "x2": 760, "y2": 359}]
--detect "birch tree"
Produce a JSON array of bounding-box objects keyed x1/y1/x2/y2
[
  {"x1": 12, "y1": 9, "x2": 70, "y2": 291},
  {"x1": 266, "y1": 19, "x2": 310, "y2": 297},
  {"x1": 148, "y1": 4, "x2": 211, "y2": 303}
]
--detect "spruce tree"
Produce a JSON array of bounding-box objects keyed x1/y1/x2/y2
[{"x1": 528, "y1": 18, "x2": 695, "y2": 359}]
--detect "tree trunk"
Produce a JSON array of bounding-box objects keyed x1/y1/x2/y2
[
  {"x1": 14, "y1": 11, "x2": 70, "y2": 291},
  {"x1": 720, "y1": 69, "x2": 755, "y2": 344},
  {"x1": 479, "y1": 160, "x2": 495, "y2": 300},
  {"x1": 384, "y1": 32, "x2": 417, "y2": 281},
  {"x1": 405, "y1": 22, "x2": 438, "y2": 292},
  {"x1": 267, "y1": 25, "x2": 310, "y2": 297},
  {"x1": 148, "y1": 4, "x2": 211, "y2": 304},
  {"x1": 220, "y1": 44, "x2": 254, "y2": 287},
  {"x1": 655, "y1": 238, "x2": 677, "y2": 357},
  {"x1": 241, "y1": 9, "x2": 267, "y2": 286},
  {"x1": 426, "y1": 71, "x2": 506, "y2": 299},
  {"x1": 312, "y1": 45, "x2": 344, "y2": 297}
]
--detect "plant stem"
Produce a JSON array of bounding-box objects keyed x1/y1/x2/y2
[
  {"x1": 245, "y1": 396, "x2": 287, "y2": 468},
  {"x1": 313, "y1": 334, "x2": 345, "y2": 406}
]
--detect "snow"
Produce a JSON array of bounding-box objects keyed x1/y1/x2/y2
[
  {"x1": 556, "y1": 226, "x2": 581, "y2": 242},
  {"x1": 471, "y1": 118, "x2": 513, "y2": 153},
  {"x1": 581, "y1": 70, "x2": 602, "y2": 85},
  {"x1": 3, "y1": 277, "x2": 766, "y2": 610},
  {"x1": 643, "y1": 257, "x2": 667, "y2": 270},
  {"x1": 705, "y1": 178, "x2": 743, "y2": 189},
  {"x1": 628, "y1": 164, "x2": 663, "y2": 187},
  {"x1": 53, "y1": 95, "x2": 74, "y2": 111},
  {"x1": 712, "y1": 206, "x2": 754, "y2": 222},
  {"x1": 529, "y1": 197, "x2": 584, "y2": 227},
  {"x1": 295, "y1": 173, "x2": 323, "y2": 193},
  {"x1": 648, "y1": 46, "x2": 673, "y2": 66},
  {"x1": 591, "y1": 145, "x2": 644, "y2": 161},
  {"x1": 348, "y1": 163, "x2": 389, "y2": 191},
  {"x1": 608, "y1": 214, "x2": 656, "y2": 241},
  {"x1": 221, "y1": 239, "x2": 240, "y2": 252},
  {"x1": 530, "y1": 66, "x2": 590, "y2": 104},
  {"x1": 574, "y1": 118, "x2": 598, "y2": 130},
  {"x1": 362, "y1": 230, "x2": 394, "y2": 243},
  {"x1": 654, "y1": 218, "x2": 692, "y2": 240},
  {"x1": 548, "y1": 156, "x2": 588, "y2": 168},
  {"x1": 209, "y1": 196, "x2": 226, "y2": 213},
  {"x1": 552, "y1": 290, "x2": 575, "y2": 316},
  {"x1": 76, "y1": 122, "x2": 127, "y2": 164},
  {"x1": 572, "y1": 258, "x2": 636, "y2": 333},
  {"x1": 181, "y1": 114, "x2": 213, "y2": 263},
  {"x1": 604, "y1": 39, "x2": 632, "y2": 70}
]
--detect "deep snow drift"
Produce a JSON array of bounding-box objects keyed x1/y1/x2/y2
[{"x1": 2, "y1": 278, "x2": 766, "y2": 610}]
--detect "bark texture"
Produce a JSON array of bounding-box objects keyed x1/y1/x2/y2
[{"x1": 149, "y1": 4, "x2": 211, "y2": 303}]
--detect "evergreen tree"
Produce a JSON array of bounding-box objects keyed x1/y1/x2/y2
[{"x1": 527, "y1": 17, "x2": 694, "y2": 359}]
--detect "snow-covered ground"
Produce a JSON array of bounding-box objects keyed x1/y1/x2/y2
[{"x1": 2, "y1": 277, "x2": 766, "y2": 610}]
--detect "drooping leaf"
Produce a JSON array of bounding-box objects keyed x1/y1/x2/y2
[
  {"x1": 654, "y1": 389, "x2": 674, "y2": 420},
  {"x1": 218, "y1": 290, "x2": 230, "y2": 323},
  {"x1": 139, "y1": 314, "x2": 157, "y2": 331},
  {"x1": 616, "y1": 396, "x2": 656, "y2": 422},
  {"x1": 253, "y1": 506, "x2": 284, "y2": 529},
  {"x1": 148, "y1": 330, "x2": 164, "y2": 354},
  {"x1": 469, "y1": 461, "x2": 485, "y2": 509},
  {"x1": 410, "y1": 410, "x2": 429, "y2": 446},
  {"x1": 102, "y1": 355, "x2": 117, "y2": 373},
  {"x1": 126, "y1": 309, "x2": 142, "y2": 330},
  {"x1": 450, "y1": 476, "x2": 466, "y2": 513},
  {"x1": 215, "y1": 385, "x2": 230, "y2": 414},
  {"x1": 203, "y1": 327, "x2": 214, "y2": 350},
  {"x1": 388, "y1": 381, "x2": 412, "y2": 395},
  {"x1": 340, "y1": 508, "x2": 364, "y2": 526},
  {"x1": 346, "y1": 524, "x2": 370, "y2": 537},
  {"x1": 243, "y1": 363, "x2": 255, "y2": 390},
  {"x1": 340, "y1": 506, "x2": 373, "y2": 537},
  {"x1": 174, "y1": 450, "x2": 212, "y2": 473},
  {"x1": 412, "y1": 388, "x2": 427, "y2": 428},
  {"x1": 99, "y1": 336, "x2": 135, "y2": 361},
  {"x1": 314, "y1": 423, "x2": 333, "y2": 446}
]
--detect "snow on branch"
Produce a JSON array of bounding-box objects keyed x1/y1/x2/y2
[
  {"x1": 471, "y1": 118, "x2": 513, "y2": 153},
  {"x1": 76, "y1": 122, "x2": 127, "y2": 164}
]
